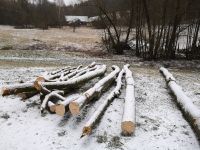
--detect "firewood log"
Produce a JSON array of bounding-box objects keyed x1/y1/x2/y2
[
  {"x1": 121, "y1": 64, "x2": 136, "y2": 136},
  {"x1": 69, "y1": 65, "x2": 120, "y2": 115},
  {"x1": 160, "y1": 67, "x2": 200, "y2": 139},
  {"x1": 34, "y1": 65, "x2": 107, "y2": 91},
  {"x1": 1, "y1": 83, "x2": 36, "y2": 96},
  {"x1": 41, "y1": 90, "x2": 65, "y2": 113},
  {"x1": 81, "y1": 69, "x2": 124, "y2": 137}
]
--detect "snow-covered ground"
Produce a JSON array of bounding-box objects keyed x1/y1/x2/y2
[
  {"x1": 0, "y1": 60, "x2": 200, "y2": 150},
  {"x1": 0, "y1": 25, "x2": 200, "y2": 149}
]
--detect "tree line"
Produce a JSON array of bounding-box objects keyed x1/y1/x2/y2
[
  {"x1": 0, "y1": 0, "x2": 66, "y2": 29},
  {"x1": 69, "y1": 0, "x2": 200, "y2": 60}
]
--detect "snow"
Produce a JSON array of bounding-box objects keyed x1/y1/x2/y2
[{"x1": 1, "y1": 64, "x2": 200, "y2": 150}]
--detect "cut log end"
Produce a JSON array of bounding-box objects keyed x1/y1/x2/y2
[
  {"x1": 1, "y1": 87, "x2": 10, "y2": 96},
  {"x1": 49, "y1": 104, "x2": 56, "y2": 113},
  {"x1": 69, "y1": 102, "x2": 80, "y2": 115},
  {"x1": 81, "y1": 126, "x2": 92, "y2": 137},
  {"x1": 121, "y1": 121, "x2": 135, "y2": 136},
  {"x1": 34, "y1": 77, "x2": 46, "y2": 91},
  {"x1": 55, "y1": 104, "x2": 66, "y2": 116}
]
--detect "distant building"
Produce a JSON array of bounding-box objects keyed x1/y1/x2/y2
[{"x1": 65, "y1": 16, "x2": 99, "y2": 24}]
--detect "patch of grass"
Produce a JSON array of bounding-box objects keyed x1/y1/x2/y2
[
  {"x1": 96, "y1": 132, "x2": 108, "y2": 143},
  {"x1": 1, "y1": 45, "x2": 13, "y2": 50},
  {"x1": 107, "y1": 136, "x2": 123, "y2": 150},
  {"x1": 1, "y1": 113, "x2": 10, "y2": 119}
]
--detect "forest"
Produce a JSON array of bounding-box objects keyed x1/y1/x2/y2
[{"x1": 0, "y1": 0, "x2": 200, "y2": 59}]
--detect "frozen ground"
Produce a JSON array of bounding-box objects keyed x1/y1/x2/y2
[{"x1": 0, "y1": 26, "x2": 200, "y2": 150}]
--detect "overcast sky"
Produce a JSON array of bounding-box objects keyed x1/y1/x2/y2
[{"x1": 48, "y1": 0, "x2": 80, "y2": 6}]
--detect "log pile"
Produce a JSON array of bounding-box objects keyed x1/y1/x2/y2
[{"x1": 1, "y1": 63, "x2": 137, "y2": 138}]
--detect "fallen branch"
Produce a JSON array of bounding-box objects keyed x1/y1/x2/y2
[
  {"x1": 34, "y1": 64, "x2": 107, "y2": 91},
  {"x1": 69, "y1": 65, "x2": 120, "y2": 115},
  {"x1": 81, "y1": 69, "x2": 124, "y2": 137},
  {"x1": 121, "y1": 64, "x2": 135, "y2": 136},
  {"x1": 160, "y1": 67, "x2": 200, "y2": 139},
  {"x1": 41, "y1": 90, "x2": 65, "y2": 113}
]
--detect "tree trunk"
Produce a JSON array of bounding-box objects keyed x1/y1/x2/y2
[
  {"x1": 160, "y1": 67, "x2": 200, "y2": 140},
  {"x1": 121, "y1": 64, "x2": 136, "y2": 136},
  {"x1": 81, "y1": 69, "x2": 124, "y2": 137}
]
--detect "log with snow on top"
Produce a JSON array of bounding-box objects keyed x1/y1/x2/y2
[
  {"x1": 1, "y1": 82, "x2": 37, "y2": 96},
  {"x1": 0, "y1": 66, "x2": 79, "y2": 96},
  {"x1": 69, "y1": 65, "x2": 120, "y2": 116},
  {"x1": 121, "y1": 64, "x2": 136, "y2": 136},
  {"x1": 160, "y1": 67, "x2": 200, "y2": 139},
  {"x1": 60, "y1": 62, "x2": 96, "y2": 81},
  {"x1": 81, "y1": 69, "x2": 124, "y2": 138},
  {"x1": 34, "y1": 64, "x2": 107, "y2": 91},
  {"x1": 40, "y1": 90, "x2": 65, "y2": 113}
]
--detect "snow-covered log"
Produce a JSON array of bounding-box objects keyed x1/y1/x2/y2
[
  {"x1": 40, "y1": 90, "x2": 65, "y2": 113},
  {"x1": 60, "y1": 62, "x2": 96, "y2": 81},
  {"x1": 1, "y1": 82, "x2": 36, "y2": 96},
  {"x1": 69, "y1": 65, "x2": 120, "y2": 115},
  {"x1": 34, "y1": 64, "x2": 107, "y2": 91},
  {"x1": 50, "y1": 66, "x2": 71, "y2": 75},
  {"x1": 121, "y1": 64, "x2": 136, "y2": 136},
  {"x1": 81, "y1": 69, "x2": 124, "y2": 137},
  {"x1": 160, "y1": 67, "x2": 200, "y2": 139}
]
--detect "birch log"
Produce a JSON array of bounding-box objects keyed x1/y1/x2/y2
[
  {"x1": 60, "y1": 62, "x2": 96, "y2": 81},
  {"x1": 121, "y1": 64, "x2": 136, "y2": 136},
  {"x1": 69, "y1": 65, "x2": 120, "y2": 115},
  {"x1": 41, "y1": 90, "x2": 65, "y2": 113},
  {"x1": 34, "y1": 65, "x2": 107, "y2": 91},
  {"x1": 1, "y1": 83, "x2": 36, "y2": 96},
  {"x1": 81, "y1": 69, "x2": 124, "y2": 137},
  {"x1": 160, "y1": 67, "x2": 200, "y2": 139}
]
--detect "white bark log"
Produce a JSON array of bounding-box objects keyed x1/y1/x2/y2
[
  {"x1": 121, "y1": 64, "x2": 136, "y2": 136},
  {"x1": 81, "y1": 69, "x2": 124, "y2": 137},
  {"x1": 160, "y1": 67, "x2": 200, "y2": 139},
  {"x1": 40, "y1": 90, "x2": 65, "y2": 113},
  {"x1": 69, "y1": 65, "x2": 120, "y2": 115},
  {"x1": 60, "y1": 62, "x2": 96, "y2": 81},
  {"x1": 35, "y1": 64, "x2": 107, "y2": 91}
]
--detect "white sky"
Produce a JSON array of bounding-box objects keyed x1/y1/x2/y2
[{"x1": 48, "y1": 0, "x2": 80, "y2": 6}]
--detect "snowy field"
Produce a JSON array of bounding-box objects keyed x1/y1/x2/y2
[{"x1": 0, "y1": 26, "x2": 200, "y2": 150}]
